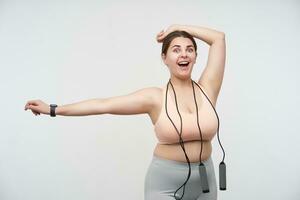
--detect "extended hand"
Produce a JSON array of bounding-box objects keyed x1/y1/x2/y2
[{"x1": 24, "y1": 100, "x2": 50, "y2": 116}]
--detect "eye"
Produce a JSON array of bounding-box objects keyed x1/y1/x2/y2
[
  {"x1": 187, "y1": 48, "x2": 194, "y2": 53},
  {"x1": 173, "y1": 48, "x2": 180, "y2": 53}
]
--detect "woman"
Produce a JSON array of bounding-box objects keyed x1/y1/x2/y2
[{"x1": 24, "y1": 24, "x2": 226, "y2": 200}]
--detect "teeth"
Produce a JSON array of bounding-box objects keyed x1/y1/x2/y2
[{"x1": 179, "y1": 61, "x2": 189, "y2": 64}]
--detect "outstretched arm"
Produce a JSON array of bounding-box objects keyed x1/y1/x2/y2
[
  {"x1": 157, "y1": 24, "x2": 226, "y2": 105},
  {"x1": 24, "y1": 87, "x2": 158, "y2": 116}
]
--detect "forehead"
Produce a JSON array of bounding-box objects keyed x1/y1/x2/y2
[{"x1": 169, "y1": 37, "x2": 194, "y2": 48}]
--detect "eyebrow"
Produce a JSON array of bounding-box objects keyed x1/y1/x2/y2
[{"x1": 171, "y1": 45, "x2": 194, "y2": 49}]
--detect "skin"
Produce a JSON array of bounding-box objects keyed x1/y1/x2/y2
[
  {"x1": 162, "y1": 37, "x2": 197, "y2": 85},
  {"x1": 151, "y1": 25, "x2": 225, "y2": 162},
  {"x1": 24, "y1": 24, "x2": 226, "y2": 163},
  {"x1": 153, "y1": 36, "x2": 211, "y2": 162}
]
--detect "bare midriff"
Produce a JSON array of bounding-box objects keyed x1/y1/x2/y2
[{"x1": 153, "y1": 140, "x2": 212, "y2": 163}]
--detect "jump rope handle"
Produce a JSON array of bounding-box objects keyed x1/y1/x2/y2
[
  {"x1": 199, "y1": 163, "x2": 210, "y2": 193},
  {"x1": 219, "y1": 162, "x2": 227, "y2": 190}
]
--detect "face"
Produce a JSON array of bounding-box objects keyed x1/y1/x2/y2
[{"x1": 162, "y1": 37, "x2": 197, "y2": 79}]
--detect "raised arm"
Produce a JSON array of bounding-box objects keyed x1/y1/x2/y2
[
  {"x1": 24, "y1": 87, "x2": 158, "y2": 116},
  {"x1": 181, "y1": 25, "x2": 226, "y2": 105}
]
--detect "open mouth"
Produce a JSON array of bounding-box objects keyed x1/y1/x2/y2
[{"x1": 178, "y1": 61, "x2": 190, "y2": 68}]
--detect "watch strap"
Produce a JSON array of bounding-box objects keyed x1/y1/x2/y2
[{"x1": 50, "y1": 104, "x2": 57, "y2": 117}]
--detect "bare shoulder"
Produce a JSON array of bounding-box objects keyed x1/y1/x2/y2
[
  {"x1": 141, "y1": 86, "x2": 163, "y2": 104},
  {"x1": 129, "y1": 86, "x2": 162, "y2": 108},
  {"x1": 140, "y1": 86, "x2": 162, "y2": 94},
  {"x1": 148, "y1": 86, "x2": 163, "y2": 96}
]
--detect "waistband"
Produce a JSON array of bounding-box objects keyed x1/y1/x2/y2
[{"x1": 152, "y1": 154, "x2": 212, "y2": 169}]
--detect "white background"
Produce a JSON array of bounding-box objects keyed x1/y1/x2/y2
[{"x1": 1, "y1": 0, "x2": 299, "y2": 199}]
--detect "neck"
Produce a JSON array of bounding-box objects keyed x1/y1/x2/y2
[{"x1": 169, "y1": 76, "x2": 193, "y2": 90}]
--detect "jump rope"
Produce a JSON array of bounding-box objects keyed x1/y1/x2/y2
[{"x1": 165, "y1": 79, "x2": 226, "y2": 200}]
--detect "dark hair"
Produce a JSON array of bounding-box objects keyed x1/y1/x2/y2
[{"x1": 161, "y1": 30, "x2": 197, "y2": 56}]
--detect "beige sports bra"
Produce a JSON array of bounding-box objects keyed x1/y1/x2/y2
[{"x1": 154, "y1": 82, "x2": 218, "y2": 144}]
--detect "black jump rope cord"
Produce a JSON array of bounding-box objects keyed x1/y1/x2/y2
[
  {"x1": 165, "y1": 81, "x2": 191, "y2": 199},
  {"x1": 192, "y1": 80, "x2": 226, "y2": 162},
  {"x1": 165, "y1": 79, "x2": 226, "y2": 200}
]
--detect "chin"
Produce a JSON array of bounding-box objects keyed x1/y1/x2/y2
[{"x1": 177, "y1": 73, "x2": 192, "y2": 80}]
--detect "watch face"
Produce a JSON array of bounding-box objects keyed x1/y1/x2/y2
[{"x1": 50, "y1": 104, "x2": 57, "y2": 107}]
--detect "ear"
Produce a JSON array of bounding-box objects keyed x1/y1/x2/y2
[{"x1": 161, "y1": 53, "x2": 168, "y2": 65}]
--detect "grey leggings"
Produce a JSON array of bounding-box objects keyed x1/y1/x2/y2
[{"x1": 144, "y1": 155, "x2": 217, "y2": 200}]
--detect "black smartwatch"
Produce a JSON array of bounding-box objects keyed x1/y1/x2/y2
[{"x1": 50, "y1": 104, "x2": 58, "y2": 117}]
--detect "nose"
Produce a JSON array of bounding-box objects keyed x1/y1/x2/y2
[{"x1": 180, "y1": 51, "x2": 188, "y2": 58}]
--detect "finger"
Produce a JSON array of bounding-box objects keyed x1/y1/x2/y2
[
  {"x1": 27, "y1": 100, "x2": 40, "y2": 106},
  {"x1": 156, "y1": 30, "x2": 164, "y2": 37},
  {"x1": 29, "y1": 102, "x2": 39, "y2": 106},
  {"x1": 25, "y1": 102, "x2": 30, "y2": 110},
  {"x1": 25, "y1": 104, "x2": 34, "y2": 110},
  {"x1": 25, "y1": 103, "x2": 32, "y2": 110},
  {"x1": 25, "y1": 105, "x2": 30, "y2": 110},
  {"x1": 32, "y1": 110, "x2": 40, "y2": 115},
  {"x1": 156, "y1": 33, "x2": 163, "y2": 38},
  {"x1": 26, "y1": 104, "x2": 38, "y2": 111},
  {"x1": 158, "y1": 33, "x2": 164, "y2": 38},
  {"x1": 27, "y1": 100, "x2": 37, "y2": 105},
  {"x1": 157, "y1": 35, "x2": 164, "y2": 41}
]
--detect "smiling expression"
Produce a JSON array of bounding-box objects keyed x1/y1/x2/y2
[{"x1": 162, "y1": 37, "x2": 197, "y2": 79}]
